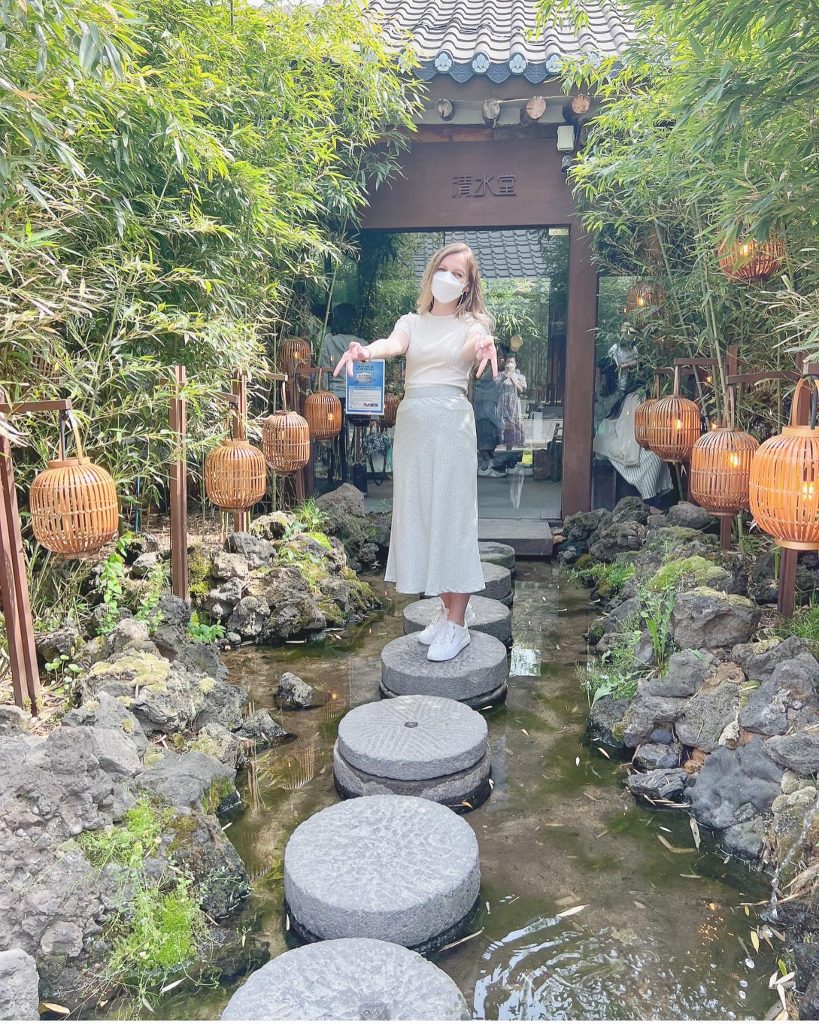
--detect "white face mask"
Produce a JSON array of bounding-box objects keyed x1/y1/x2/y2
[{"x1": 431, "y1": 269, "x2": 466, "y2": 304}]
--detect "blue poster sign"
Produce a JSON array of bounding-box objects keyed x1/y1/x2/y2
[{"x1": 346, "y1": 359, "x2": 385, "y2": 416}]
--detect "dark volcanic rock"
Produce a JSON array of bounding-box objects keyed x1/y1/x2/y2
[
  {"x1": 586, "y1": 695, "x2": 630, "y2": 749},
  {"x1": 645, "y1": 649, "x2": 717, "y2": 699},
  {"x1": 275, "y1": 672, "x2": 323, "y2": 710},
  {"x1": 686, "y1": 737, "x2": 784, "y2": 830},
  {"x1": 634, "y1": 742, "x2": 683, "y2": 770},
  {"x1": 236, "y1": 709, "x2": 290, "y2": 750},
  {"x1": 626, "y1": 767, "x2": 687, "y2": 801},
  {"x1": 671, "y1": 587, "x2": 760, "y2": 650},
  {"x1": 675, "y1": 683, "x2": 740, "y2": 753}
]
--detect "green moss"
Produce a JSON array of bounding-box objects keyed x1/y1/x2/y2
[
  {"x1": 647, "y1": 555, "x2": 724, "y2": 593},
  {"x1": 202, "y1": 774, "x2": 236, "y2": 816},
  {"x1": 568, "y1": 557, "x2": 636, "y2": 598},
  {"x1": 78, "y1": 798, "x2": 169, "y2": 869},
  {"x1": 188, "y1": 546, "x2": 211, "y2": 601},
  {"x1": 305, "y1": 531, "x2": 332, "y2": 550},
  {"x1": 108, "y1": 877, "x2": 203, "y2": 978}
]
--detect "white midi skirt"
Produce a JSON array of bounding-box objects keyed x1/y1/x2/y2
[{"x1": 385, "y1": 385, "x2": 485, "y2": 596}]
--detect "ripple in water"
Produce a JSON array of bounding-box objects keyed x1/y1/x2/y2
[{"x1": 473, "y1": 916, "x2": 743, "y2": 1020}]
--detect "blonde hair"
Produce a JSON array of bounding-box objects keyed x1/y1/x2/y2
[{"x1": 416, "y1": 242, "x2": 494, "y2": 330}]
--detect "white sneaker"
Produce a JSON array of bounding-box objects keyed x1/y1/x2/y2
[
  {"x1": 428, "y1": 622, "x2": 471, "y2": 662},
  {"x1": 418, "y1": 603, "x2": 447, "y2": 645}
]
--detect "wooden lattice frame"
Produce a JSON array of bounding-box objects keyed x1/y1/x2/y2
[
  {"x1": 625, "y1": 281, "x2": 664, "y2": 318},
  {"x1": 280, "y1": 337, "x2": 312, "y2": 382},
  {"x1": 690, "y1": 426, "x2": 759, "y2": 515},
  {"x1": 304, "y1": 369, "x2": 342, "y2": 440},
  {"x1": 29, "y1": 414, "x2": 119, "y2": 556},
  {"x1": 749, "y1": 377, "x2": 819, "y2": 550},
  {"x1": 383, "y1": 393, "x2": 402, "y2": 429}
]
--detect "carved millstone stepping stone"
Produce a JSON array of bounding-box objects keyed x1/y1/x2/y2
[
  {"x1": 479, "y1": 541, "x2": 516, "y2": 574},
  {"x1": 476, "y1": 561, "x2": 513, "y2": 606},
  {"x1": 333, "y1": 695, "x2": 491, "y2": 810},
  {"x1": 403, "y1": 596, "x2": 512, "y2": 646},
  {"x1": 381, "y1": 632, "x2": 509, "y2": 708},
  {"x1": 284, "y1": 795, "x2": 480, "y2": 953},
  {"x1": 221, "y1": 938, "x2": 469, "y2": 1020}
]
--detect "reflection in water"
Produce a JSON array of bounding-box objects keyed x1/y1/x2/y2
[{"x1": 155, "y1": 564, "x2": 779, "y2": 1021}]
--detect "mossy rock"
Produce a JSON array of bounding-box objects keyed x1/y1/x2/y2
[{"x1": 648, "y1": 555, "x2": 732, "y2": 594}]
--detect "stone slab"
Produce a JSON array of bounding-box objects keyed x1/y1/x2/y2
[
  {"x1": 221, "y1": 938, "x2": 469, "y2": 1020},
  {"x1": 404, "y1": 597, "x2": 512, "y2": 646},
  {"x1": 478, "y1": 541, "x2": 516, "y2": 573},
  {"x1": 334, "y1": 745, "x2": 492, "y2": 811},
  {"x1": 380, "y1": 680, "x2": 508, "y2": 710},
  {"x1": 381, "y1": 632, "x2": 509, "y2": 703},
  {"x1": 283, "y1": 795, "x2": 480, "y2": 951},
  {"x1": 337, "y1": 695, "x2": 487, "y2": 780},
  {"x1": 475, "y1": 562, "x2": 512, "y2": 602}
]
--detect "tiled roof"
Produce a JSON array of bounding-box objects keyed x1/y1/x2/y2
[
  {"x1": 366, "y1": 0, "x2": 636, "y2": 83},
  {"x1": 411, "y1": 230, "x2": 554, "y2": 280}
]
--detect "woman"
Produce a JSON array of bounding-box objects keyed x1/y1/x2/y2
[{"x1": 334, "y1": 242, "x2": 497, "y2": 662}]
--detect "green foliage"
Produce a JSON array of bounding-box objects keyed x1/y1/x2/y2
[
  {"x1": 578, "y1": 628, "x2": 643, "y2": 707},
  {"x1": 0, "y1": 0, "x2": 421, "y2": 531},
  {"x1": 569, "y1": 558, "x2": 636, "y2": 598},
  {"x1": 134, "y1": 560, "x2": 169, "y2": 629},
  {"x1": 778, "y1": 602, "x2": 819, "y2": 645},
  {"x1": 647, "y1": 555, "x2": 720, "y2": 593},
  {"x1": 187, "y1": 612, "x2": 225, "y2": 645},
  {"x1": 43, "y1": 653, "x2": 82, "y2": 689},
  {"x1": 79, "y1": 799, "x2": 204, "y2": 1005},
  {"x1": 289, "y1": 499, "x2": 328, "y2": 535},
  {"x1": 97, "y1": 539, "x2": 129, "y2": 635},
  {"x1": 640, "y1": 587, "x2": 677, "y2": 671},
  {"x1": 188, "y1": 547, "x2": 212, "y2": 601},
  {"x1": 535, "y1": 0, "x2": 819, "y2": 421}
]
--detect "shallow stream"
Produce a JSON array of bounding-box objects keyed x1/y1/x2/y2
[{"x1": 163, "y1": 563, "x2": 779, "y2": 1020}]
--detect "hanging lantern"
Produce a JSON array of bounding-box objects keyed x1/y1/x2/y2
[
  {"x1": 634, "y1": 397, "x2": 658, "y2": 449},
  {"x1": 279, "y1": 337, "x2": 312, "y2": 382},
  {"x1": 204, "y1": 393, "x2": 267, "y2": 516},
  {"x1": 383, "y1": 393, "x2": 402, "y2": 429},
  {"x1": 749, "y1": 377, "x2": 819, "y2": 550},
  {"x1": 718, "y1": 236, "x2": 785, "y2": 284},
  {"x1": 625, "y1": 281, "x2": 664, "y2": 320},
  {"x1": 262, "y1": 384, "x2": 310, "y2": 474},
  {"x1": 304, "y1": 370, "x2": 342, "y2": 441},
  {"x1": 30, "y1": 414, "x2": 118, "y2": 556},
  {"x1": 690, "y1": 426, "x2": 759, "y2": 515},
  {"x1": 645, "y1": 366, "x2": 702, "y2": 462}
]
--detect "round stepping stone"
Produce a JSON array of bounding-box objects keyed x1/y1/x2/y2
[
  {"x1": 479, "y1": 541, "x2": 516, "y2": 573},
  {"x1": 403, "y1": 596, "x2": 512, "y2": 646},
  {"x1": 476, "y1": 561, "x2": 512, "y2": 603},
  {"x1": 221, "y1": 938, "x2": 469, "y2": 1020},
  {"x1": 381, "y1": 632, "x2": 508, "y2": 708},
  {"x1": 284, "y1": 795, "x2": 480, "y2": 953},
  {"x1": 333, "y1": 695, "x2": 491, "y2": 810}
]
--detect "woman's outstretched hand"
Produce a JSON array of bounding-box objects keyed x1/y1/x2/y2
[
  {"x1": 475, "y1": 334, "x2": 498, "y2": 379},
  {"x1": 333, "y1": 341, "x2": 370, "y2": 378}
]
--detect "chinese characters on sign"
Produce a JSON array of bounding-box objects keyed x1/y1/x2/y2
[{"x1": 452, "y1": 174, "x2": 517, "y2": 198}]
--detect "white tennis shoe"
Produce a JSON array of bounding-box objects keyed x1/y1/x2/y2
[
  {"x1": 417, "y1": 602, "x2": 476, "y2": 645},
  {"x1": 427, "y1": 621, "x2": 471, "y2": 662}
]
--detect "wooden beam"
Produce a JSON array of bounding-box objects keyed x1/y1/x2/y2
[
  {"x1": 169, "y1": 366, "x2": 189, "y2": 602},
  {"x1": 562, "y1": 225, "x2": 598, "y2": 516},
  {"x1": 0, "y1": 414, "x2": 41, "y2": 713},
  {"x1": 778, "y1": 549, "x2": 797, "y2": 619},
  {"x1": 520, "y1": 96, "x2": 547, "y2": 126}
]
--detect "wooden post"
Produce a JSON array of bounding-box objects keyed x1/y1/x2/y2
[
  {"x1": 0, "y1": 416, "x2": 41, "y2": 713},
  {"x1": 778, "y1": 549, "x2": 797, "y2": 619},
  {"x1": 719, "y1": 516, "x2": 733, "y2": 551},
  {"x1": 563, "y1": 224, "x2": 598, "y2": 516},
  {"x1": 169, "y1": 366, "x2": 189, "y2": 602},
  {"x1": 232, "y1": 371, "x2": 249, "y2": 535}
]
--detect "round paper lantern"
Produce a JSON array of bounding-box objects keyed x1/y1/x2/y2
[
  {"x1": 383, "y1": 393, "x2": 402, "y2": 429},
  {"x1": 645, "y1": 368, "x2": 701, "y2": 462},
  {"x1": 625, "y1": 281, "x2": 664, "y2": 319},
  {"x1": 749, "y1": 378, "x2": 819, "y2": 550},
  {"x1": 690, "y1": 427, "x2": 759, "y2": 515},
  {"x1": 718, "y1": 236, "x2": 785, "y2": 284},
  {"x1": 30, "y1": 419, "x2": 118, "y2": 556},
  {"x1": 304, "y1": 371, "x2": 342, "y2": 440},
  {"x1": 280, "y1": 337, "x2": 312, "y2": 382},
  {"x1": 634, "y1": 397, "x2": 658, "y2": 449},
  {"x1": 262, "y1": 390, "x2": 310, "y2": 473},
  {"x1": 205, "y1": 438, "x2": 266, "y2": 511}
]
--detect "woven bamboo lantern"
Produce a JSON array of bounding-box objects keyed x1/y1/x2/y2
[
  {"x1": 625, "y1": 281, "x2": 664, "y2": 319},
  {"x1": 383, "y1": 393, "x2": 402, "y2": 429},
  {"x1": 30, "y1": 416, "x2": 118, "y2": 556},
  {"x1": 718, "y1": 236, "x2": 785, "y2": 284},
  {"x1": 634, "y1": 397, "x2": 658, "y2": 449},
  {"x1": 262, "y1": 384, "x2": 310, "y2": 474},
  {"x1": 204, "y1": 432, "x2": 266, "y2": 511},
  {"x1": 749, "y1": 377, "x2": 819, "y2": 550},
  {"x1": 644, "y1": 366, "x2": 702, "y2": 462},
  {"x1": 690, "y1": 426, "x2": 759, "y2": 515},
  {"x1": 279, "y1": 337, "x2": 311, "y2": 382},
  {"x1": 304, "y1": 369, "x2": 342, "y2": 440}
]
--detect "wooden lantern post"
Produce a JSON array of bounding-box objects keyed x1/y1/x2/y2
[
  {"x1": 169, "y1": 366, "x2": 188, "y2": 602},
  {"x1": 0, "y1": 391, "x2": 42, "y2": 713},
  {"x1": 232, "y1": 371, "x2": 249, "y2": 534}
]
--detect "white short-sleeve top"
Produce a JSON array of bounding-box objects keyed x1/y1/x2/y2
[{"x1": 393, "y1": 312, "x2": 489, "y2": 393}]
